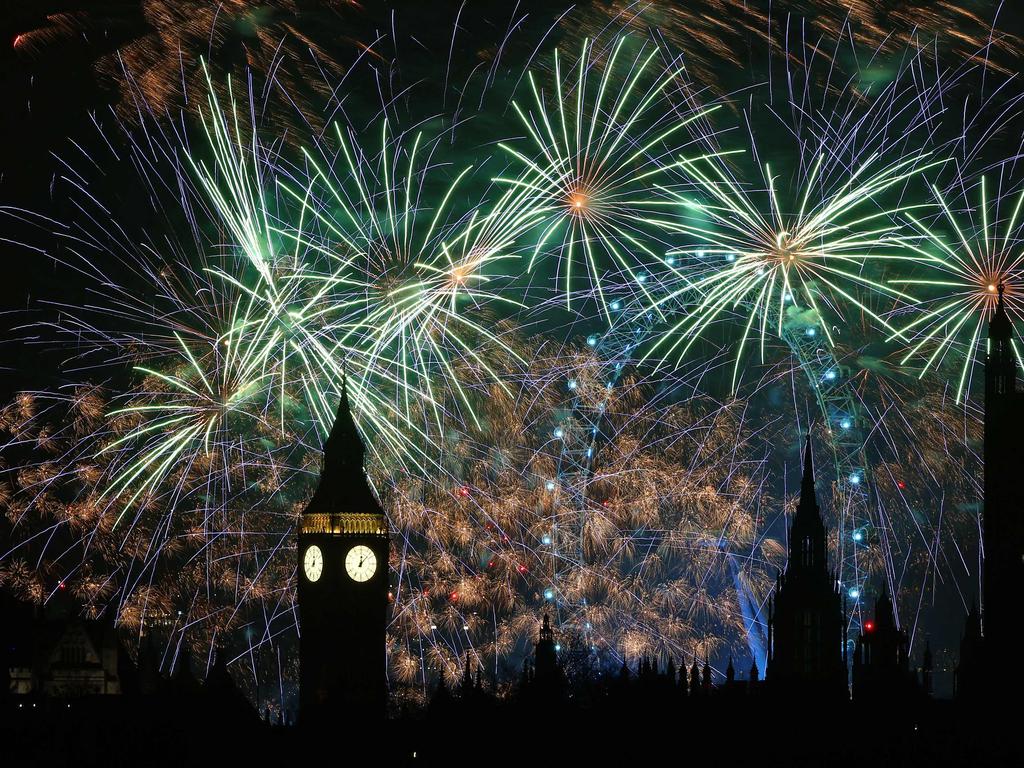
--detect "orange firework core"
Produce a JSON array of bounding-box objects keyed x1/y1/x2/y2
[
  {"x1": 979, "y1": 274, "x2": 1008, "y2": 302},
  {"x1": 567, "y1": 191, "x2": 589, "y2": 213}
]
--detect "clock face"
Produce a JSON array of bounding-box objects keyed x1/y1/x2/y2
[
  {"x1": 345, "y1": 545, "x2": 377, "y2": 582},
  {"x1": 303, "y1": 545, "x2": 323, "y2": 582}
]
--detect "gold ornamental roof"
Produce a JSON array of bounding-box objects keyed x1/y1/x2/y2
[{"x1": 301, "y1": 512, "x2": 387, "y2": 536}]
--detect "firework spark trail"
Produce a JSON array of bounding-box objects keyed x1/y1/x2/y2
[
  {"x1": 890, "y1": 168, "x2": 1024, "y2": 402},
  {"x1": 384, "y1": 340, "x2": 782, "y2": 694},
  {"x1": 275, "y1": 116, "x2": 543, "y2": 442},
  {"x1": 0, "y1": 7, "x2": 1016, "y2": 703},
  {"x1": 496, "y1": 34, "x2": 724, "y2": 323},
  {"x1": 852, "y1": 370, "x2": 983, "y2": 643},
  {"x1": 640, "y1": 29, "x2": 963, "y2": 389},
  {"x1": 9, "y1": 0, "x2": 363, "y2": 138}
]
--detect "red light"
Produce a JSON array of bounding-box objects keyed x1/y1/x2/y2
[
  {"x1": 449, "y1": 591, "x2": 458, "y2": 603},
  {"x1": 896, "y1": 480, "x2": 906, "y2": 490},
  {"x1": 457, "y1": 486, "x2": 471, "y2": 498},
  {"x1": 487, "y1": 559, "x2": 496, "y2": 569},
  {"x1": 864, "y1": 621, "x2": 874, "y2": 632},
  {"x1": 516, "y1": 564, "x2": 528, "y2": 575},
  {"x1": 58, "y1": 581, "x2": 66, "y2": 590}
]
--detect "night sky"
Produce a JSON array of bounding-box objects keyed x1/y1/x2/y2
[{"x1": 2, "y1": 1, "x2": 1023, "y2": 704}]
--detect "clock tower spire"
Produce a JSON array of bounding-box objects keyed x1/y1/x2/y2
[{"x1": 298, "y1": 377, "x2": 390, "y2": 723}]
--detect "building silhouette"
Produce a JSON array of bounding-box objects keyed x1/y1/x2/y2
[
  {"x1": 4, "y1": 298, "x2": 1024, "y2": 765},
  {"x1": 978, "y1": 283, "x2": 1024, "y2": 676},
  {"x1": 2, "y1": 594, "x2": 124, "y2": 697},
  {"x1": 956, "y1": 284, "x2": 1024, "y2": 699},
  {"x1": 533, "y1": 614, "x2": 560, "y2": 685},
  {"x1": 851, "y1": 590, "x2": 920, "y2": 704},
  {"x1": 3, "y1": 386, "x2": 1022, "y2": 764},
  {"x1": 766, "y1": 437, "x2": 848, "y2": 699},
  {"x1": 296, "y1": 378, "x2": 390, "y2": 723}
]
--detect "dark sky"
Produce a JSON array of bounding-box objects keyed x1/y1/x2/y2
[
  {"x1": 1, "y1": 3, "x2": 1021, "y2": 694},
  {"x1": 0, "y1": 1, "x2": 594, "y2": 401}
]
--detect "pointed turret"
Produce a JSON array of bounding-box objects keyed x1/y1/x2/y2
[
  {"x1": 533, "y1": 614, "x2": 560, "y2": 688},
  {"x1": 430, "y1": 672, "x2": 453, "y2": 713},
  {"x1": 875, "y1": 590, "x2": 897, "y2": 634},
  {"x1": 790, "y1": 435, "x2": 827, "y2": 572},
  {"x1": 203, "y1": 647, "x2": 255, "y2": 722},
  {"x1": 956, "y1": 602, "x2": 983, "y2": 700},
  {"x1": 990, "y1": 282, "x2": 1013, "y2": 339},
  {"x1": 765, "y1": 434, "x2": 848, "y2": 699},
  {"x1": 618, "y1": 656, "x2": 631, "y2": 684},
  {"x1": 304, "y1": 377, "x2": 380, "y2": 516},
  {"x1": 799, "y1": 435, "x2": 817, "y2": 512},
  {"x1": 986, "y1": 281, "x2": 1016, "y2": 398},
  {"x1": 461, "y1": 651, "x2": 474, "y2": 695},
  {"x1": 852, "y1": 587, "x2": 914, "y2": 703}
]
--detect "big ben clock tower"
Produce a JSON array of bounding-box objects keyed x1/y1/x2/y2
[{"x1": 297, "y1": 379, "x2": 389, "y2": 722}]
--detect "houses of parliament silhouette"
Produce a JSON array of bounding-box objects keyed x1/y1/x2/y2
[{"x1": 3, "y1": 292, "x2": 1023, "y2": 764}]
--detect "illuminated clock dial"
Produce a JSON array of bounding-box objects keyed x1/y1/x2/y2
[
  {"x1": 345, "y1": 545, "x2": 377, "y2": 582},
  {"x1": 303, "y1": 545, "x2": 323, "y2": 582}
]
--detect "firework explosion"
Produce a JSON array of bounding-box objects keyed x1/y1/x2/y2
[
  {"x1": 386, "y1": 345, "x2": 782, "y2": 699},
  {"x1": 0, "y1": 59, "x2": 526, "y2": 693},
  {"x1": 277, "y1": 117, "x2": 539, "y2": 442},
  {"x1": 639, "y1": 32, "x2": 957, "y2": 387},
  {"x1": 1, "y1": 2, "x2": 1019, "y2": 706},
  {"x1": 497, "y1": 34, "x2": 715, "y2": 321},
  {"x1": 568, "y1": 0, "x2": 1023, "y2": 94},
  {"x1": 891, "y1": 169, "x2": 1024, "y2": 401}
]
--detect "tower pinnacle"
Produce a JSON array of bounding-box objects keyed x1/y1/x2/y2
[
  {"x1": 789, "y1": 435, "x2": 826, "y2": 571},
  {"x1": 799, "y1": 434, "x2": 817, "y2": 514},
  {"x1": 304, "y1": 378, "x2": 379, "y2": 516},
  {"x1": 989, "y1": 281, "x2": 1012, "y2": 340}
]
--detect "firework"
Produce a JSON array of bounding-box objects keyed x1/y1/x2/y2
[
  {"x1": 10, "y1": 1, "x2": 363, "y2": 134},
  {"x1": 385, "y1": 339, "x2": 782, "y2": 698},
  {"x1": 276, "y1": 117, "x2": 541, "y2": 442},
  {"x1": 890, "y1": 172, "x2": 1024, "y2": 402},
  {"x1": 568, "y1": 0, "x2": 1022, "y2": 96},
  {"x1": 1, "y1": 6, "x2": 1015, "y2": 706},
  {"x1": 0, "y1": 63, "x2": 527, "y2": 686},
  {"x1": 636, "y1": 29, "x2": 960, "y2": 390},
  {"x1": 647, "y1": 147, "x2": 936, "y2": 388},
  {"x1": 497, "y1": 34, "x2": 717, "y2": 322}
]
